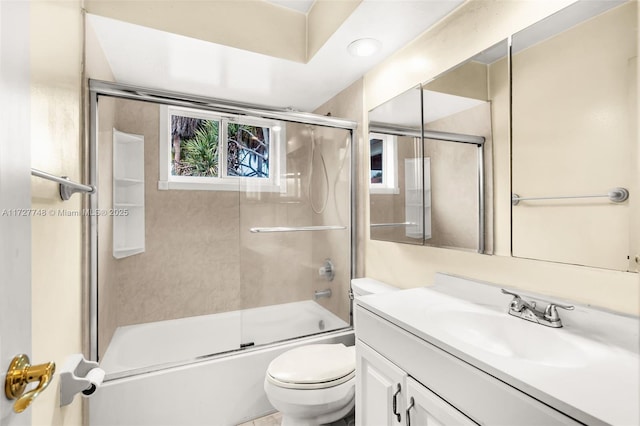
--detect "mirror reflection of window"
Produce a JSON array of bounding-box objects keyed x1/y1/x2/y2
[
  {"x1": 369, "y1": 133, "x2": 398, "y2": 194},
  {"x1": 370, "y1": 138, "x2": 383, "y2": 184}
]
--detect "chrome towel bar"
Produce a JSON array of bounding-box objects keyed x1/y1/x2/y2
[
  {"x1": 31, "y1": 168, "x2": 96, "y2": 201},
  {"x1": 512, "y1": 187, "x2": 628, "y2": 206},
  {"x1": 249, "y1": 225, "x2": 346, "y2": 233},
  {"x1": 370, "y1": 222, "x2": 417, "y2": 228}
]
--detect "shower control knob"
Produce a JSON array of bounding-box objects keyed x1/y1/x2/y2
[{"x1": 318, "y1": 259, "x2": 335, "y2": 281}]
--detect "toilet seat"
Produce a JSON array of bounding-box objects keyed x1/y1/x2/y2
[
  {"x1": 266, "y1": 344, "x2": 355, "y2": 390},
  {"x1": 268, "y1": 370, "x2": 355, "y2": 389}
]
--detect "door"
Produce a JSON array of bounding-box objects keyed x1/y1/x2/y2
[
  {"x1": 405, "y1": 377, "x2": 477, "y2": 426},
  {"x1": 1, "y1": 0, "x2": 33, "y2": 424},
  {"x1": 356, "y1": 340, "x2": 406, "y2": 426}
]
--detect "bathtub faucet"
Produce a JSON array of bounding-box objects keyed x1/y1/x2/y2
[{"x1": 314, "y1": 289, "x2": 332, "y2": 300}]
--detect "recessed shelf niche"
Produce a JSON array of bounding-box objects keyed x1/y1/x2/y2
[{"x1": 113, "y1": 129, "x2": 145, "y2": 259}]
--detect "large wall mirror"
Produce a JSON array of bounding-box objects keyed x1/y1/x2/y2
[
  {"x1": 368, "y1": 86, "x2": 423, "y2": 245},
  {"x1": 368, "y1": 40, "x2": 508, "y2": 254},
  {"x1": 511, "y1": 0, "x2": 638, "y2": 272}
]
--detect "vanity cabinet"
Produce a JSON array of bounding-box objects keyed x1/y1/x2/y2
[
  {"x1": 356, "y1": 340, "x2": 475, "y2": 426},
  {"x1": 356, "y1": 340, "x2": 406, "y2": 425},
  {"x1": 405, "y1": 377, "x2": 476, "y2": 426},
  {"x1": 355, "y1": 302, "x2": 583, "y2": 426}
]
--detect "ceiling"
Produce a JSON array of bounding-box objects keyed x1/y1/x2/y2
[
  {"x1": 88, "y1": 0, "x2": 465, "y2": 112},
  {"x1": 265, "y1": 0, "x2": 315, "y2": 14}
]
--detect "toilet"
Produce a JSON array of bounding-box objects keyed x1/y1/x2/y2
[{"x1": 264, "y1": 278, "x2": 397, "y2": 426}]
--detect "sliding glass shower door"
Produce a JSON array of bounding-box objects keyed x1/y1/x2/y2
[
  {"x1": 91, "y1": 81, "x2": 356, "y2": 379},
  {"x1": 238, "y1": 122, "x2": 353, "y2": 349}
]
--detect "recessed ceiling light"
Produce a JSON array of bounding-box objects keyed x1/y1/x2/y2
[{"x1": 347, "y1": 38, "x2": 382, "y2": 57}]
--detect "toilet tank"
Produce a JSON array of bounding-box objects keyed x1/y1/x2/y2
[{"x1": 351, "y1": 278, "x2": 398, "y2": 298}]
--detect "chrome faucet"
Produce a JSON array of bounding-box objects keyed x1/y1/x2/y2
[
  {"x1": 501, "y1": 289, "x2": 574, "y2": 328},
  {"x1": 314, "y1": 289, "x2": 332, "y2": 300}
]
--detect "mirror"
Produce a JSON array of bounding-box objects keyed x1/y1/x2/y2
[
  {"x1": 511, "y1": 1, "x2": 638, "y2": 272},
  {"x1": 368, "y1": 86, "x2": 423, "y2": 245},
  {"x1": 368, "y1": 40, "x2": 508, "y2": 254},
  {"x1": 421, "y1": 40, "x2": 507, "y2": 254}
]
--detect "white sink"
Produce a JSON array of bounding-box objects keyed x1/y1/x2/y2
[{"x1": 424, "y1": 309, "x2": 609, "y2": 368}]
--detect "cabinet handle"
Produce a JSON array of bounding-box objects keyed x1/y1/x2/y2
[
  {"x1": 392, "y1": 384, "x2": 402, "y2": 422},
  {"x1": 405, "y1": 396, "x2": 415, "y2": 426}
]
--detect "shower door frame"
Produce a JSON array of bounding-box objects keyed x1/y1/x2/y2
[{"x1": 86, "y1": 79, "x2": 358, "y2": 363}]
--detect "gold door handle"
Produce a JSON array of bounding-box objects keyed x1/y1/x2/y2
[{"x1": 5, "y1": 354, "x2": 56, "y2": 413}]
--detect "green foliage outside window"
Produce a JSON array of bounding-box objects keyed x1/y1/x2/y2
[
  {"x1": 171, "y1": 114, "x2": 270, "y2": 179},
  {"x1": 182, "y1": 120, "x2": 219, "y2": 177}
]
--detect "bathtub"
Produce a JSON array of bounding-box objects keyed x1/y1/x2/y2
[{"x1": 91, "y1": 300, "x2": 353, "y2": 425}]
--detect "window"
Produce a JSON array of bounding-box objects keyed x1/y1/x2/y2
[
  {"x1": 159, "y1": 106, "x2": 285, "y2": 191},
  {"x1": 369, "y1": 133, "x2": 398, "y2": 194}
]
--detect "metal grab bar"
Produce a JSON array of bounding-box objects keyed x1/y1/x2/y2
[
  {"x1": 370, "y1": 222, "x2": 417, "y2": 228},
  {"x1": 512, "y1": 187, "x2": 628, "y2": 206},
  {"x1": 249, "y1": 225, "x2": 347, "y2": 233},
  {"x1": 31, "y1": 168, "x2": 96, "y2": 201}
]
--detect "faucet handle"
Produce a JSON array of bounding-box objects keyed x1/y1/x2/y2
[
  {"x1": 501, "y1": 289, "x2": 526, "y2": 311},
  {"x1": 544, "y1": 303, "x2": 575, "y2": 322},
  {"x1": 500, "y1": 288, "x2": 521, "y2": 298}
]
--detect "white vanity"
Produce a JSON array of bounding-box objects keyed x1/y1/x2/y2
[{"x1": 354, "y1": 274, "x2": 640, "y2": 425}]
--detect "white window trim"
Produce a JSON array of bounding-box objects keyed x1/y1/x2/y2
[
  {"x1": 369, "y1": 132, "x2": 399, "y2": 195},
  {"x1": 159, "y1": 105, "x2": 286, "y2": 192}
]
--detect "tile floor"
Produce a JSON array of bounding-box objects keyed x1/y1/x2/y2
[{"x1": 238, "y1": 411, "x2": 355, "y2": 426}]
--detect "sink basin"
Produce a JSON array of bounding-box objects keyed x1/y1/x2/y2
[{"x1": 425, "y1": 309, "x2": 608, "y2": 368}]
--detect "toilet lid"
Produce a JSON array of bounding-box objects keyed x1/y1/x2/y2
[{"x1": 267, "y1": 344, "x2": 355, "y2": 386}]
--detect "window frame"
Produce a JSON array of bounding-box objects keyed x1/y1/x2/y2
[
  {"x1": 159, "y1": 105, "x2": 286, "y2": 192},
  {"x1": 369, "y1": 132, "x2": 399, "y2": 195}
]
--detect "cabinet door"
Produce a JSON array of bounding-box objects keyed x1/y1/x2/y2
[
  {"x1": 405, "y1": 377, "x2": 477, "y2": 426},
  {"x1": 356, "y1": 340, "x2": 406, "y2": 426}
]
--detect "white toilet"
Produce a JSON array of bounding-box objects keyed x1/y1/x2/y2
[{"x1": 264, "y1": 278, "x2": 397, "y2": 426}]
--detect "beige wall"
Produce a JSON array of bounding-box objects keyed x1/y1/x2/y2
[
  {"x1": 363, "y1": 0, "x2": 640, "y2": 315},
  {"x1": 85, "y1": 0, "x2": 307, "y2": 62},
  {"x1": 86, "y1": 0, "x2": 360, "y2": 64},
  {"x1": 30, "y1": 0, "x2": 84, "y2": 424},
  {"x1": 307, "y1": 0, "x2": 361, "y2": 60},
  {"x1": 512, "y1": 2, "x2": 637, "y2": 271}
]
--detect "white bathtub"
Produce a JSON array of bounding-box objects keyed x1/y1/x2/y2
[{"x1": 91, "y1": 300, "x2": 353, "y2": 425}]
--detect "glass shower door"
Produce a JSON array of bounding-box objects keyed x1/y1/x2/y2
[{"x1": 238, "y1": 122, "x2": 353, "y2": 349}]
